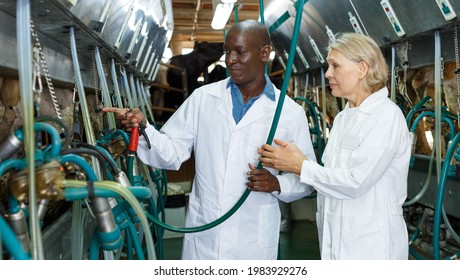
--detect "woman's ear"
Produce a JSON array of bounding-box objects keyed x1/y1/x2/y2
[{"x1": 358, "y1": 61, "x2": 369, "y2": 79}]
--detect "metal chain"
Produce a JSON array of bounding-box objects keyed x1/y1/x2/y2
[
  {"x1": 32, "y1": 45, "x2": 42, "y2": 116},
  {"x1": 92, "y1": 52, "x2": 103, "y2": 134},
  {"x1": 441, "y1": 57, "x2": 444, "y2": 77},
  {"x1": 397, "y1": 41, "x2": 414, "y2": 108},
  {"x1": 402, "y1": 41, "x2": 413, "y2": 101},
  {"x1": 454, "y1": 26, "x2": 460, "y2": 127},
  {"x1": 30, "y1": 20, "x2": 63, "y2": 119}
]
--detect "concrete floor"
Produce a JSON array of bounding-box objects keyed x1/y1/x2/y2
[{"x1": 161, "y1": 220, "x2": 320, "y2": 260}]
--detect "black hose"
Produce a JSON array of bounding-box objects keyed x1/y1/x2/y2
[
  {"x1": 61, "y1": 148, "x2": 109, "y2": 180},
  {"x1": 35, "y1": 116, "x2": 71, "y2": 149},
  {"x1": 77, "y1": 143, "x2": 121, "y2": 174}
]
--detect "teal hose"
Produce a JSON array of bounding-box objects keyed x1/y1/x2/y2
[
  {"x1": 433, "y1": 132, "x2": 460, "y2": 259},
  {"x1": 408, "y1": 210, "x2": 428, "y2": 260},
  {"x1": 0, "y1": 158, "x2": 27, "y2": 177},
  {"x1": 115, "y1": 129, "x2": 130, "y2": 146},
  {"x1": 35, "y1": 116, "x2": 71, "y2": 148},
  {"x1": 406, "y1": 96, "x2": 432, "y2": 125},
  {"x1": 146, "y1": 196, "x2": 164, "y2": 259},
  {"x1": 63, "y1": 180, "x2": 156, "y2": 260},
  {"x1": 268, "y1": 1, "x2": 308, "y2": 33},
  {"x1": 60, "y1": 154, "x2": 99, "y2": 181},
  {"x1": 127, "y1": 155, "x2": 135, "y2": 184},
  {"x1": 126, "y1": 222, "x2": 145, "y2": 260},
  {"x1": 0, "y1": 159, "x2": 27, "y2": 213},
  {"x1": 410, "y1": 111, "x2": 455, "y2": 142},
  {"x1": 88, "y1": 228, "x2": 100, "y2": 260},
  {"x1": 294, "y1": 96, "x2": 323, "y2": 161},
  {"x1": 0, "y1": 215, "x2": 30, "y2": 260},
  {"x1": 64, "y1": 187, "x2": 151, "y2": 201},
  {"x1": 409, "y1": 245, "x2": 427, "y2": 260},
  {"x1": 94, "y1": 145, "x2": 121, "y2": 173},
  {"x1": 263, "y1": 0, "x2": 304, "y2": 163},
  {"x1": 15, "y1": 122, "x2": 62, "y2": 159},
  {"x1": 259, "y1": 0, "x2": 265, "y2": 24}
]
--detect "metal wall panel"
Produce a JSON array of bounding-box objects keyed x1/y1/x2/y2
[
  {"x1": 0, "y1": 0, "x2": 171, "y2": 85},
  {"x1": 265, "y1": 0, "x2": 460, "y2": 73}
]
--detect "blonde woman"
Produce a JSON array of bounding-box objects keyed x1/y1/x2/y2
[{"x1": 258, "y1": 33, "x2": 411, "y2": 260}]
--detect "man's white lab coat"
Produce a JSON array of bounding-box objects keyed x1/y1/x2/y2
[
  {"x1": 300, "y1": 87, "x2": 411, "y2": 259},
  {"x1": 137, "y1": 78, "x2": 316, "y2": 259}
]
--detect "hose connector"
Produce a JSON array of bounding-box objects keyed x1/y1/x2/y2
[
  {"x1": 114, "y1": 171, "x2": 131, "y2": 187},
  {"x1": 92, "y1": 196, "x2": 123, "y2": 251},
  {"x1": 0, "y1": 133, "x2": 22, "y2": 163},
  {"x1": 6, "y1": 209, "x2": 31, "y2": 253}
]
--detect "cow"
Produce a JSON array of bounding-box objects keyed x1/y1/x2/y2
[
  {"x1": 398, "y1": 61, "x2": 460, "y2": 157},
  {"x1": 156, "y1": 42, "x2": 224, "y2": 122}
]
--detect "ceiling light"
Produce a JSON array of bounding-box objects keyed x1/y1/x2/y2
[{"x1": 211, "y1": 0, "x2": 235, "y2": 30}]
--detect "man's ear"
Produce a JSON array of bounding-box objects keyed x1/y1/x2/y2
[{"x1": 261, "y1": 44, "x2": 271, "y2": 62}]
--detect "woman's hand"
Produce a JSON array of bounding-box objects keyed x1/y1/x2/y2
[{"x1": 258, "y1": 139, "x2": 308, "y2": 175}]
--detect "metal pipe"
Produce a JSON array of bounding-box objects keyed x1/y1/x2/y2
[
  {"x1": 135, "y1": 78, "x2": 148, "y2": 117},
  {"x1": 121, "y1": 67, "x2": 134, "y2": 108},
  {"x1": 140, "y1": 44, "x2": 153, "y2": 74},
  {"x1": 142, "y1": 84, "x2": 155, "y2": 123},
  {"x1": 16, "y1": 0, "x2": 43, "y2": 260},
  {"x1": 94, "y1": 47, "x2": 116, "y2": 128},
  {"x1": 71, "y1": 27, "x2": 116, "y2": 260},
  {"x1": 92, "y1": 0, "x2": 115, "y2": 33},
  {"x1": 129, "y1": 73, "x2": 139, "y2": 107},
  {"x1": 303, "y1": 72, "x2": 309, "y2": 99},
  {"x1": 144, "y1": 50, "x2": 156, "y2": 78},
  {"x1": 110, "y1": 58, "x2": 123, "y2": 109},
  {"x1": 390, "y1": 45, "x2": 396, "y2": 102},
  {"x1": 434, "y1": 31, "x2": 442, "y2": 185},
  {"x1": 134, "y1": 31, "x2": 149, "y2": 67}
]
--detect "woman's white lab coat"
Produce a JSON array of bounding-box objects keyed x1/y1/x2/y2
[
  {"x1": 300, "y1": 87, "x2": 411, "y2": 259},
  {"x1": 137, "y1": 78, "x2": 316, "y2": 259}
]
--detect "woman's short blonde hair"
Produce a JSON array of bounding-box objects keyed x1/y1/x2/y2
[{"x1": 327, "y1": 33, "x2": 388, "y2": 93}]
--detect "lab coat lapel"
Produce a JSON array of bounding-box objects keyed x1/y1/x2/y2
[
  {"x1": 235, "y1": 94, "x2": 274, "y2": 129},
  {"x1": 216, "y1": 83, "x2": 237, "y2": 127}
]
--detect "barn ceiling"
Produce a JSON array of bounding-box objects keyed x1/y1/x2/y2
[{"x1": 169, "y1": 0, "x2": 261, "y2": 51}]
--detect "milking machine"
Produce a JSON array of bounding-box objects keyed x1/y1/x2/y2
[{"x1": 401, "y1": 30, "x2": 460, "y2": 260}]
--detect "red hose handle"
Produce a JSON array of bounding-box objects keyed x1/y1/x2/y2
[{"x1": 128, "y1": 126, "x2": 139, "y2": 152}]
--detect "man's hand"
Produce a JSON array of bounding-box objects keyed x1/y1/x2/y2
[
  {"x1": 246, "y1": 163, "x2": 281, "y2": 193},
  {"x1": 102, "y1": 107, "x2": 146, "y2": 131}
]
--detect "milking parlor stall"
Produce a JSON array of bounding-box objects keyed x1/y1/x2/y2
[{"x1": 0, "y1": 0, "x2": 459, "y2": 262}]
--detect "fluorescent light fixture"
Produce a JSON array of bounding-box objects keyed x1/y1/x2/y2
[{"x1": 211, "y1": 0, "x2": 235, "y2": 30}]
